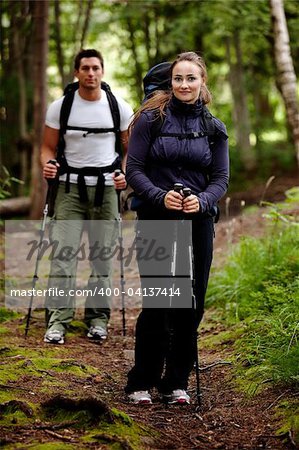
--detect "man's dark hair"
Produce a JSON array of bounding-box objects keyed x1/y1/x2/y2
[{"x1": 74, "y1": 49, "x2": 104, "y2": 70}]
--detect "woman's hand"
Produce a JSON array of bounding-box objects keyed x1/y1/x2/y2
[
  {"x1": 164, "y1": 190, "x2": 183, "y2": 210},
  {"x1": 182, "y1": 194, "x2": 200, "y2": 213}
]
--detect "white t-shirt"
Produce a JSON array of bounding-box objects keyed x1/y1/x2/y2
[{"x1": 46, "y1": 90, "x2": 134, "y2": 185}]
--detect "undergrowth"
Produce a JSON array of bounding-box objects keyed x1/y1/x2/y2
[
  {"x1": 205, "y1": 194, "x2": 299, "y2": 443},
  {"x1": 207, "y1": 203, "x2": 299, "y2": 388}
]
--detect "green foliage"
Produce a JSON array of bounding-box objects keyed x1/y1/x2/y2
[
  {"x1": 207, "y1": 208, "x2": 299, "y2": 389},
  {"x1": 1, "y1": 0, "x2": 298, "y2": 193},
  {"x1": 0, "y1": 166, "x2": 24, "y2": 200},
  {"x1": 0, "y1": 307, "x2": 20, "y2": 323},
  {"x1": 285, "y1": 186, "x2": 299, "y2": 202}
]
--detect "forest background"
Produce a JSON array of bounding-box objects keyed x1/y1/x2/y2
[
  {"x1": 0, "y1": 0, "x2": 298, "y2": 218},
  {"x1": 0, "y1": 1, "x2": 299, "y2": 447}
]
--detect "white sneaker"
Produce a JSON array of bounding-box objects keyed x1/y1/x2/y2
[
  {"x1": 87, "y1": 326, "x2": 108, "y2": 341},
  {"x1": 44, "y1": 329, "x2": 64, "y2": 344},
  {"x1": 164, "y1": 389, "x2": 190, "y2": 404},
  {"x1": 128, "y1": 391, "x2": 152, "y2": 405}
]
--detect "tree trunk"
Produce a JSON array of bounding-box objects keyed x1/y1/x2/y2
[
  {"x1": 80, "y1": 0, "x2": 94, "y2": 49},
  {"x1": 126, "y1": 16, "x2": 144, "y2": 102},
  {"x1": 226, "y1": 33, "x2": 256, "y2": 171},
  {"x1": 9, "y1": 1, "x2": 32, "y2": 195},
  {"x1": 54, "y1": 0, "x2": 67, "y2": 89},
  {"x1": 270, "y1": 0, "x2": 299, "y2": 167},
  {"x1": 29, "y1": 0, "x2": 49, "y2": 219},
  {"x1": 64, "y1": 0, "x2": 94, "y2": 85},
  {"x1": 0, "y1": 197, "x2": 31, "y2": 217}
]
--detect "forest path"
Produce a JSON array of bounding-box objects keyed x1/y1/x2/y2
[{"x1": 1, "y1": 173, "x2": 298, "y2": 449}]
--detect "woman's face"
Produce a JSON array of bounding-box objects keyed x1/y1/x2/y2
[{"x1": 172, "y1": 61, "x2": 204, "y2": 104}]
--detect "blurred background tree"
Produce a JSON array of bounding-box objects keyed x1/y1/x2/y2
[{"x1": 0, "y1": 0, "x2": 298, "y2": 218}]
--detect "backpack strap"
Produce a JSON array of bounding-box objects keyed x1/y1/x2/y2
[
  {"x1": 159, "y1": 130, "x2": 210, "y2": 140},
  {"x1": 56, "y1": 89, "x2": 75, "y2": 173},
  {"x1": 56, "y1": 81, "x2": 122, "y2": 172},
  {"x1": 64, "y1": 158, "x2": 121, "y2": 206},
  {"x1": 148, "y1": 104, "x2": 217, "y2": 143},
  {"x1": 103, "y1": 81, "x2": 122, "y2": 158}
]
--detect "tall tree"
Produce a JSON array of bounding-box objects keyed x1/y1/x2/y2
[
  {"x1": 0, "y1": 0, "x2": 34, "y2": 194},
  {"x1": 270, "y1": 0, "x2": 299, "y2": 167},
  {"x1": 226, "y1": 31, "x2": 254, "y2": 171},
  {"x1": 52, "y1": 0, "x2": 94, "y2": 89},
  {"x1": 29, "y1": 0, "x2": 49, "y2": 219}
]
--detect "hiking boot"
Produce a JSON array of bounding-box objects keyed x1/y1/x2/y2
[
  {"x1": 44, "y1": 329, "x2": 64, "y2": 344},
  {"x1": 163, "y1": 389, "x2": 190, "y2": 405},
  {"x1": 128, "y1": 391, "x2": 152, "y2": 405},
  {"x1": 87, "y1": 325, "x2": 108, "y2": 341}
]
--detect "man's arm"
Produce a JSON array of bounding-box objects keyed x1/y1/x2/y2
[
  {"x1": 40, "y1": 126, "x2": 60, "y2": 179},
  {"x1": 113, "y1": 130, "x2": 129, "y2": 190}
]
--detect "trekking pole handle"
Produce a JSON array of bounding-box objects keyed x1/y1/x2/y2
[
  {"x1": 173, "y1": 182, "x2": 184, "y2": 193},
  {"x1": 114, "y1": 169, "x2": 122, "y2": 180},
  {"x1": 114, "y1": 169, "x2": 122, "y2": 216},
  {"x1": 46, "y1": 159, "x2": 57, "y2": 186},
  {"x1": 182, "y1": 187, "x2": 192, "y2": 198}
]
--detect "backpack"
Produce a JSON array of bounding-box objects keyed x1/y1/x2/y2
[
  {"x1": 143, "y1": 62, "x2": 217, "y2": 143},
  {"x1": 142, "y1": 62, "x2": 172, "y2": 99},
  {"x1": 53, "y1": 80, "x2": 122, "y2": 209},
  {"x1": 57, "y1": 80, "x2": 122, "y2": 174}
]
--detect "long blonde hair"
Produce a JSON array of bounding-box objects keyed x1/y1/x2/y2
[{"x1": 129, "y1": 52, "x2": 212, "y2": 132}]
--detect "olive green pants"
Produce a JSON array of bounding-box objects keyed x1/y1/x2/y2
[{"x1": 45, "y1": 182, "x2": 118, "y2": 333}]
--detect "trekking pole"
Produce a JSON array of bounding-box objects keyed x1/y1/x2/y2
[
  {"x1": 170, "y1": 183, "x2": 184, "y2": 308},
  {"x1": 171, "y1": 183, "x2": 184, "y2": 281},
  {"x1": 114, "y1": 169, "x2": 126, "y2": 336},
  {"x1": 25, "y1": 160, "x2": 57, "y2": 337},
  {"x1": 182, "y1": 187, "x2": 201, "y2": 407}
]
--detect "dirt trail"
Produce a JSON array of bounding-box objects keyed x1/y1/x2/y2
[
  {"x1": 1, "y1": 173, "x2": 298, "y2": 449},
  {"x1": 0, "y1": 308, "x2": 296, "y2": 450}
]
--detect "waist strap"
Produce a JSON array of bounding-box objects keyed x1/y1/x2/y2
[{"x1": 63, "y1": 158, "x2": 120, "y2": 206}]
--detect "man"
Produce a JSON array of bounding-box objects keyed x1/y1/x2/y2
[{"x1": 41, "y1": 49, "x2": 133, "y2": 344}]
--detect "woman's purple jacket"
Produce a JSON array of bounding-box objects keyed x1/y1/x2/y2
[{"x1": 126, "y1": 97, "x2": 229, "y2": 214}]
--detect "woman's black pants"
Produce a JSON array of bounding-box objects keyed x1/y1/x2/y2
[{"x1": 125, "y1": 214, "x2": 214, "y2": 394}]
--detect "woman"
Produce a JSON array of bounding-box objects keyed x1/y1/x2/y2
[{"x1": 125, "y1": 52, "x2": 229, "y2": 405}]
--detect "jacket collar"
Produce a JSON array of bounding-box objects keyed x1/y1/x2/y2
[{"x1": 169, "y1": 95, "x2": 203, "y2": 117}]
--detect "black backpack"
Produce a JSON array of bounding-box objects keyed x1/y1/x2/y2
[
  {"x1": 56, "y1": 80, "x2": 122, "y2": 174},
  {"x1": 51, "y1": 80, "x2": 123, "y2": 209},
  {"x1": 142, "y1": 61, "x2": 217, "y2": 145}
]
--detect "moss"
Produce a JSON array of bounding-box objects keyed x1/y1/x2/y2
[
  {"x1": 111, "y1": 408, "x2": 133, "y2": 426},
  {"x1": 41, "y1": 395, "x2": 114, "y2": 427},
  {"x1": 48, "y1": 359, "x2": 97, "y2": 376},
  {"x1": 0, "y1": 345, "x2": 68, "y2": 359},
  {"x1": 0, "y1": 399, "x2": 36, "y2": 427},
  {"x1": 0, "y1": 351, "x2": 97, "y2": 389},
  {"x1": 98, "y1": 424, "x2": 145, "y2": 449},
  {"x1": 0, "y1": 346, "x2": 19, "y2": 357},
  {"x1": 0, "y1": 390, "x2": 24, "y2": 404},
  {"x1": 67, "y1": 320, "x2": 88, "y2": 337},
  {"x1": 201, "y1": 327, "x2": 240, "y2": 349},
  {"x1": 38, "y1": 396, "x2": 156, "y2": 450},
  {"x1": 83, "y1": 423, "x2": 149, "y2": 450},
  {"x1": 0, "y1": 325, "x2": 10, "y2": 334},
  {"x1": 275, "y1": 399, "x2": 299, "y2": 447},
  {"x1": 0, "y1": 307, "x2": 21, "y2": 323},
  {"x1": 8, "y1": 443, "x2": 78, "y2": 449},
  {"x1": 0, "y1": 409, "x2": 35, "y2": 427}
]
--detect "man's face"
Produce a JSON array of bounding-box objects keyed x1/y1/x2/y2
[{"x1": 75, "y1": 57, "x2": 104, "y2": 90}]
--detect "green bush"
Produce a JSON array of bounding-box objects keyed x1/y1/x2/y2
[{"x1": 207, "y1": 216, "x2": 299, "y2": 388}]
